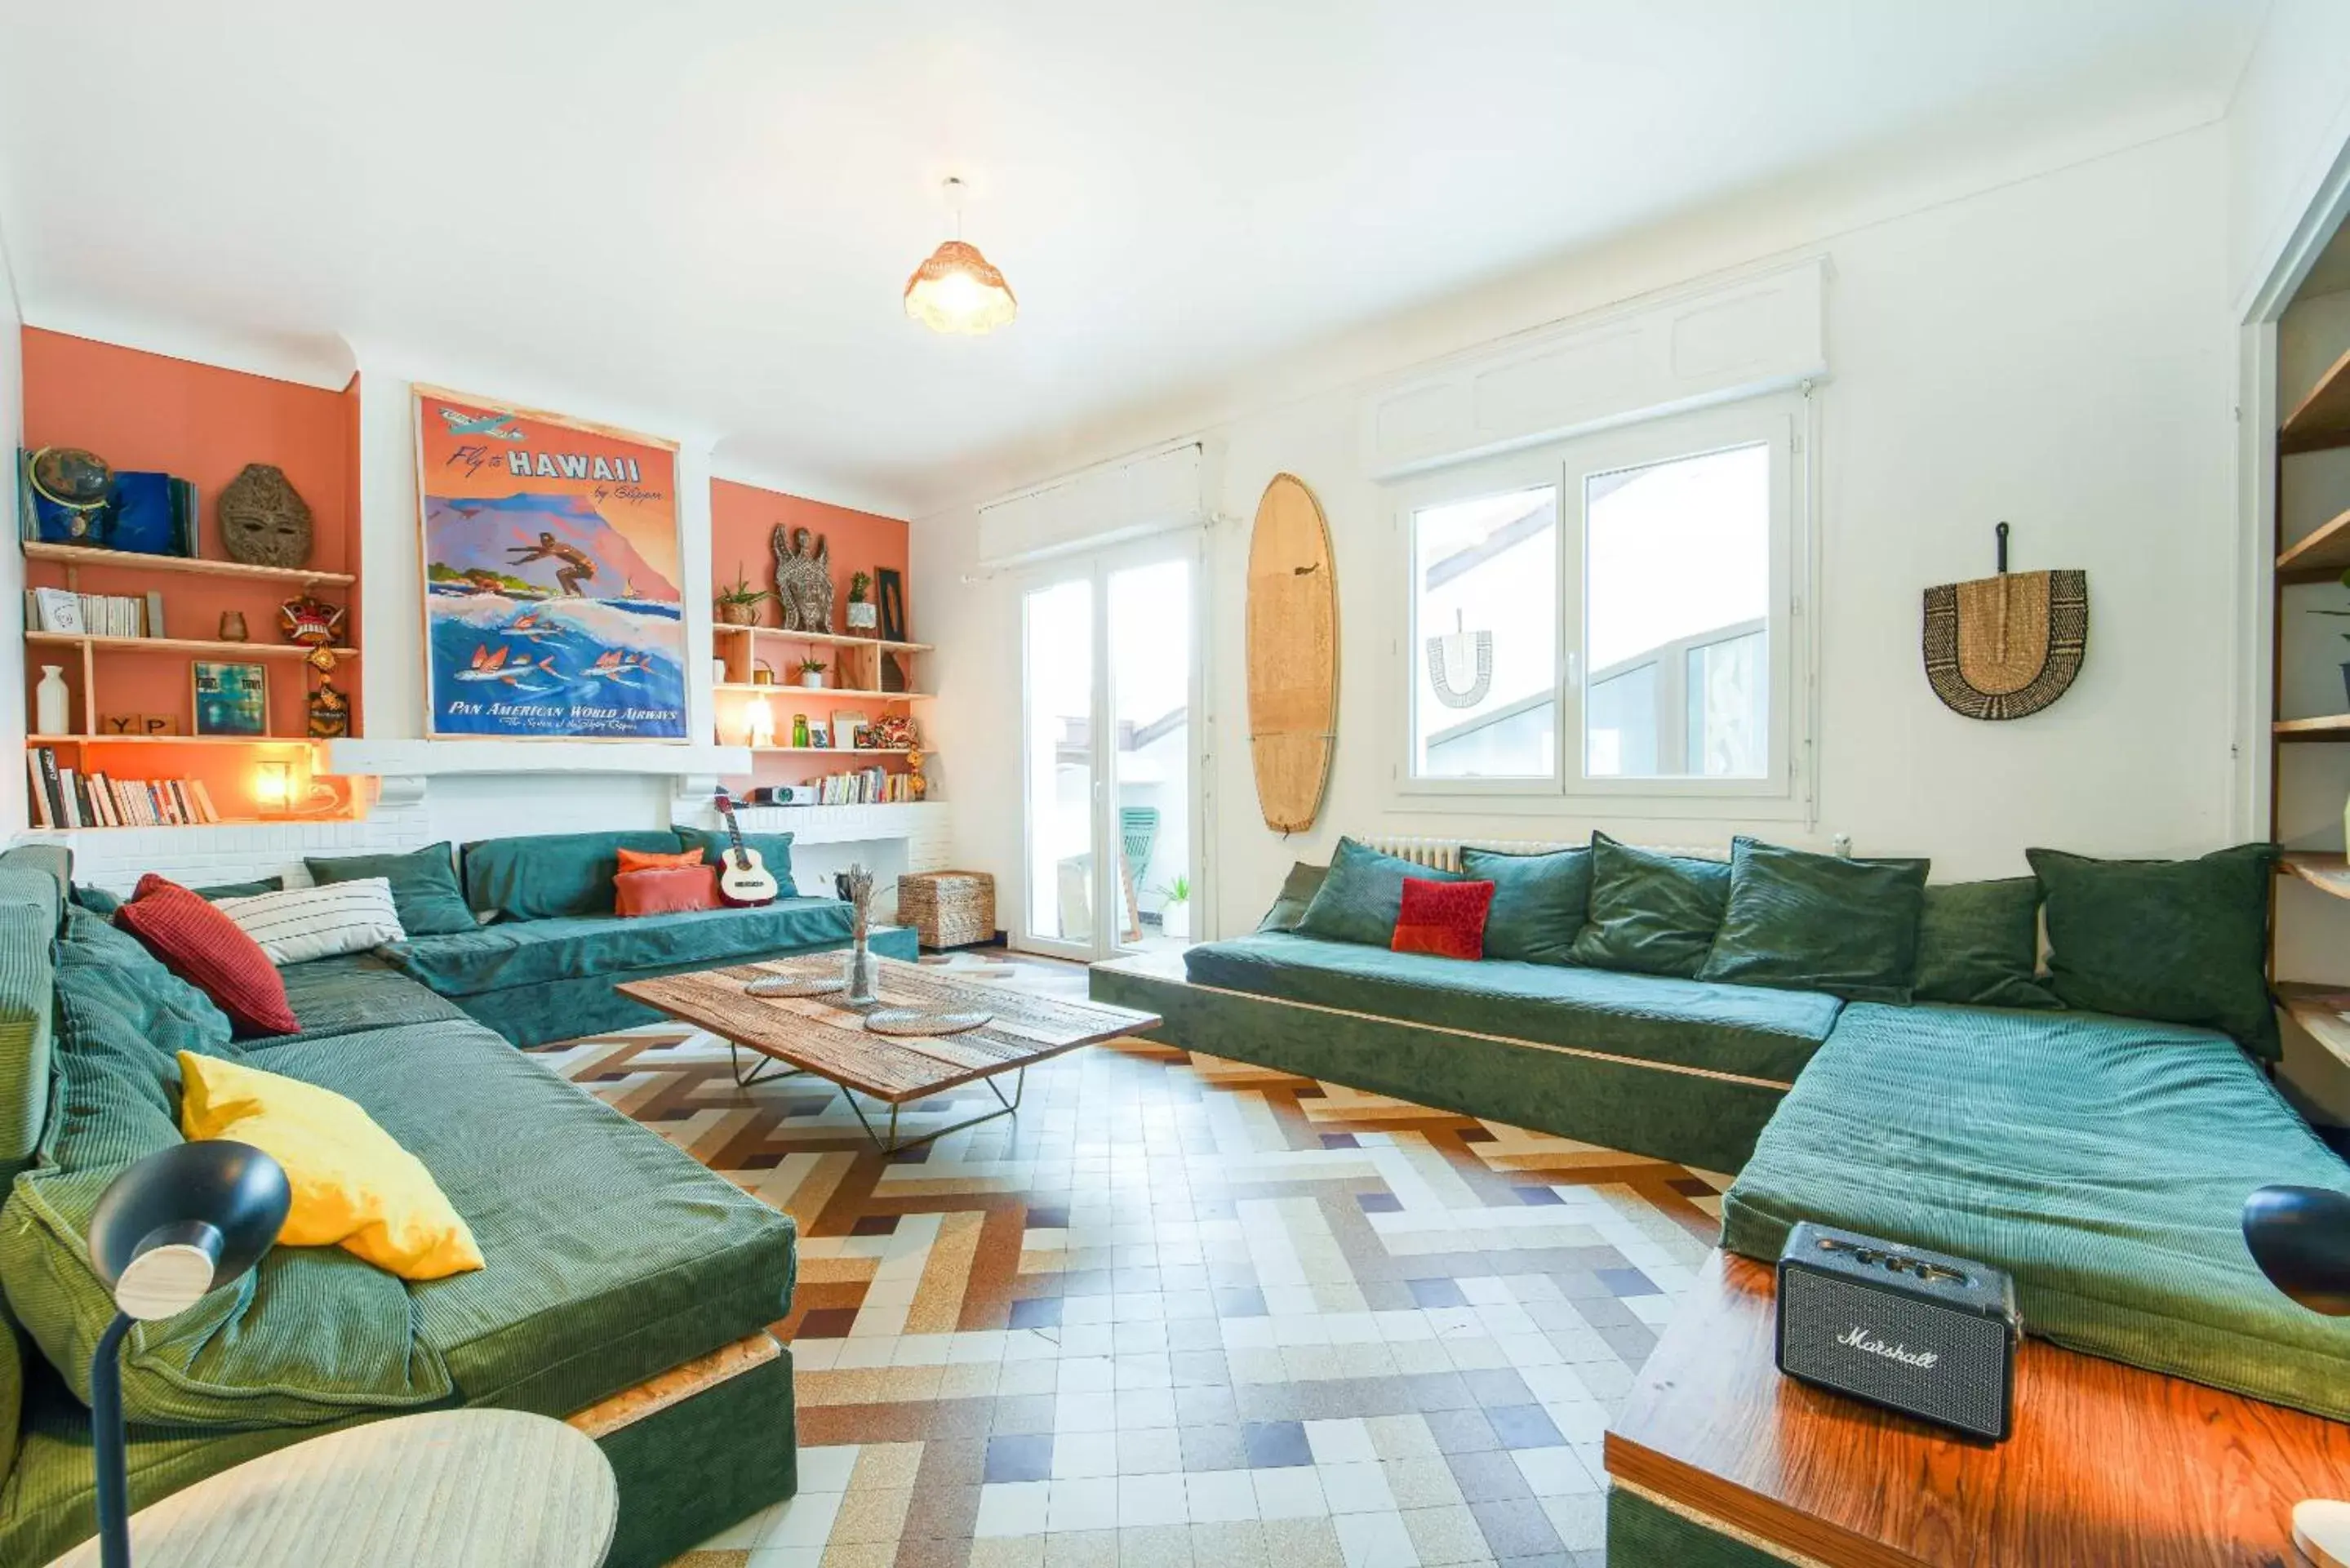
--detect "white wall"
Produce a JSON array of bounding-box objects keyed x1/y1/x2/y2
[
  {"x1": 918, "y1": 126, "x2": 2237, "y2": 958},
  {"x1": 2226, "y1": 0, "x2": 2350, "y2": 313}
]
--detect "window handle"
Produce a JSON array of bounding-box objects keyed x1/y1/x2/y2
[{"x1": 1564, "y1": 651, "x2": 1581, "y2": 687}]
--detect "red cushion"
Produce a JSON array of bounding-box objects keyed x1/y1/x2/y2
[
  {"x1": 114, "y1": 873, "x2": 300, "y2": 1037},
  {"x1": 1391, "y1": 877, "x2": 1496, "y2": 962},
  {"x1": 615, "y1": 865, "x2": 723, "y2": 917}
]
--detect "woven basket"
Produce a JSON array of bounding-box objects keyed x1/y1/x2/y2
[{"x1": 896, "y1": 871, "x2": 997, "y2": 949}]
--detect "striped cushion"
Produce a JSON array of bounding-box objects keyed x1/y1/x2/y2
[{"x1": 212, "y1": 880, "x2": 406, "y2": 966}]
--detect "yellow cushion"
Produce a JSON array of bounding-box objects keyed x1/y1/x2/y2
[{"x1": 177, "y1": 1052, "x2": 485, "y2": 1281}]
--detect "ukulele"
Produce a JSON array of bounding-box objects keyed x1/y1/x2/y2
[{"x1": 713, "y1": 790, "x2": 780, "y2": 906}]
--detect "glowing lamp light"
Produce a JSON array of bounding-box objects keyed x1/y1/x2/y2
[
  {"x1": 252, "y1": 761, "x2": 294, "y2": 816},
  {"x1": 904, "y1": 177, "x2": 1016, "y2": 335},
  {"x1": 745, "y1": 697, "x2": 776, "y2": 749}
]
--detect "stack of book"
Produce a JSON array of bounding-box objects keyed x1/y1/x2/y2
[
  {"x1": 24, "y1": 745, "x2": 221, "y2": 828},
  {"x1": 26, "y1": 586, "x2": 166, "y2": 637},
  {"x1": 812, "y1": 766, "x2": 914, "y2": 805}
]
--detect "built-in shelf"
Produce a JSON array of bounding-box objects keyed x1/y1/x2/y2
[
  {"x1": 2274, "y1": 715, "x2": 2350, "y2": 739},
  {"x1": 747, "y1": 746, "x2": 913, "y2": 757},
  {"x1": 2279, "y1": 851, "x2": 2350, "y2": 899},
  {"x1": 25, "y1": 633, "x2": 361, "y2": 660},
  {"x1": 28, "y1": 734, "x2": 318, "y2": 748},
  {"x1": 2278, "y1": 506, "x2": 2350, "y2": 581},
  {"x1": 713, "y1": 682, "x2": 931, "y2": 701},
  {"x1": 2282, "y1": 344, "x2": 2350, "y2": 455},
  {"x1": 712, "y1": 624, "x2": 932, "y2": 655},
  {"x1": 2281, "y1": 983, "x2": 2350, "y2": 1068},
  {"x1": 22, "y1": 541, "x2": 358, "y2": 587}
]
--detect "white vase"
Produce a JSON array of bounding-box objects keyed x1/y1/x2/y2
[
  {"x1": 1162, "y1": 903, "x2": 1189, "y2": 941},
  {"x1": 846, "y1": 602, "x2": 878, "y2": 632},
  {"x1": 801, "y1": 673, "x2": 824, "y2": 689},
  {"x1": 34, "y1": 667, "x2": 69, "y2": 736}
]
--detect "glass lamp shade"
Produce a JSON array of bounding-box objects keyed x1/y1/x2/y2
[{"x1": 904, "y1": 239, "x2": 1018, "y2": 335}]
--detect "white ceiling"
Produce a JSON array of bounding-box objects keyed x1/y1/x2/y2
[{"x1": 0, "y1": 2, "x2": 2268, "y2": 514}]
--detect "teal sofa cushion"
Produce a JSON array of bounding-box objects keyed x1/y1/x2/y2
[
  {"x1": 0, "y1": 877, "x2": 57, "y2": 1184},
  {"x1": 1257, "y1": 862, "x2": 1328, "y2": 934},
  {"x1": 71, "y1": 878, "x2": 282, "y2": 919},
  {"x1": 1461, "y1": 846, "x2": 1591, "y2": 966},
  {"x1": 1297, "y1": 837, "x2": 1459, "y2": 948},
  {"x1": 1724, "y1": 1001, "x2": 2350, "y2": 1421},
  {"x1": 1568, "y1": 833, "x2": 1730, "y2": 977},
  {"x1": 245, "y1": 953, "x2": 472, "y2": 1050},
  {"x1": 60, "y1": 908, "x2": 232, "y2": 1063},
  {"x1": 1697, "y1": 837, "x2": 1928, "y2": 1002},
  {"x1": 384, "y1": 899, "x2": 857, "y2": 998},
  {"x1": 1, "y1": 959, "x2": 448, "y2": 1430},
  {"x1": 461, "y1": 830, "x2": 686, "y2": 922},
  {"x1": 1183, "y1": 931, "x2": 1839, "y2": 1082},
  {"x1": 2028, "y1": 844, "x2": 2278, "y2": 1059},
  {"x1": 675, "y1": 825, "x2": 795, "y2": 891},
  {"x1": 1912, "y1": 877, "x2": 2060, "y2": 1009},
  {"x1": 307, "y1": 843, "x2": 477, "y2": 937},
  {"x1": 263, "y1": 1022, "x2": 797, "y2": 1416}
]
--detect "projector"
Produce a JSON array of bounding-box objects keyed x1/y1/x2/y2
[
  {"x1": 1775, "y1": 1221, "x2": 2021, "y2": 1441},
  {"x1": 751, "y1": 785, "x2": 820, "y2": 806}
]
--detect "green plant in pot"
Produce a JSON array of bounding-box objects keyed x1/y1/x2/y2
[
  {"x1": 1154, "y1": 873, "x2": 1192, "y2": 941},
  {"x1": 717, "y1": 565, "x2": 770, "y2": 627},
  {"x1": 797, "y1": 657, "x2": 828, "y2": 690},
  {"x1": 846, "y1": 570, "x2": 879, "y2": 633}
]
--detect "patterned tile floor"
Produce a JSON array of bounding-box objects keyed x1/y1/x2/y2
[{"x1": 536, "y1": 957, "x2": 1724, "y2": 1568}]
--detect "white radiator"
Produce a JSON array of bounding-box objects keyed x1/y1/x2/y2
[{"x1": 1359, "y1": 833, "x2": 1726, "y2": 871}]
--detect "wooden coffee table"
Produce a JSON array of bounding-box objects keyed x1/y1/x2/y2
[{"x1": 617, "y1": 953, "x2": 1161, "y2": 1153}]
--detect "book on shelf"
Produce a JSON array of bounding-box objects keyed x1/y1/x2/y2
[
  {"x1": 24, "y1": 744, "x2": 222, "y2": 828},
  {"x1": 25, "y1": 588, "x2": 158, "y2": 637}
]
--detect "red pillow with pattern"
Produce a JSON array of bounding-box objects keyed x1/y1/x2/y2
[
  {"x1": 1391, "y1": 877, "x2": 1496, "y2": 962},
  {"x1": 615, "y1": 865, "x2": 723, "y2": 917},
  {"x1": 113, "y1": 873, "x2": 300, "y2": 1037}
]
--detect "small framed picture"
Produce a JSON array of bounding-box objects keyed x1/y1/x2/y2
[
  {"x1": 806, "y1": 720, "x2": 832, "y2": 749},
  {"x1": 192, "y1": 661, "x2": 269, "y2": 737},
  {"x1": 833, "y1": 710, "x2": 868, "y2": 748}
]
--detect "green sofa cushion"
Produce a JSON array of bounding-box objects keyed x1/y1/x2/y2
[
  {"x1": 1697, "y1": 837, "x2": 1928, "y2": 1002},
  {"x1": 382, "y1": 899, "x2": 857, "y2": 998},
  {"x1": 262, "y1": 1023, "x2": 797, "y2": 1415},
  {"x1": 1183, "y1": 931, "x2": 1840, "y2": 1082},
  {"x1": 1, "y1": 964, "x2": 449, "y2": 1430},
  {"x1": 461, "y1": 830, "x2": 686, "y2": 922},
  {"x1": 60, "y1": 908, "x2": 231, "y2": 1063},
  {"x1": 1460, "y1": 846, "x2": 1591, "y2": 966},
  {"x1": 2028, "y1": 844, "x2": 2278, "y2": 1059},
  {"x1": 1723, "y1": 1002, "x2": 2350, "y2": 1421},
  {"x1": 71, "y1": 877, "x2": 283, "y2": 919},
  {"x1": 0, "y1": 877, "x2": 57, "y2": 1184},
  {"x1": 1912, "y1": 877, "x2": 2060, "y2": 1009},
  {"x1": 306, "y1": 843, "x2": 478, "y2": 937},
  {"x1": 675, "y1": 825, "x2": 795, "y2": 891},
  {"x1": 1296, "y1": 837, "x2": 1459, "y2": 948},
  {"x1": 1257, "y1": 862, "x2": 1327, "y2": 934},
  {"x1": 1568, "y1": 833, "x2": 1730, "y2": 977},
  {"x1": 245, "y1": 953, "x2": 473, "y2": 1050}
]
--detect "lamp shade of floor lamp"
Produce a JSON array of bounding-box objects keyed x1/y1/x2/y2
[
  {"x1": 84, "y1": 1140, "x2": 291, "y2": 1567},
  {"x1": 2243, "y1": 1184, "x2": 2350, "y2": 1567}
]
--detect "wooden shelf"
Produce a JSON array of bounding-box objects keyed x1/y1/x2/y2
[
  {"x1": 712, "y1": 624, "x2": 931, "y2": 655},
  {"x1": 713, "y1": 682, "x2": 929, "y2": 701},
  {"x1": 2281, "y1": 983, "x2": 2350, "y2": 1068},
  {"x1": 2274, "y1": 714, "x2": 2350, "y2": 739},
  {"x1": 2278, "y1": 505, "x2": 2350, "y2": 580},
  {"x1": 2279, "y1": 851, "x2": 2350, "y2": 899},
  {"x1": 745, "y1": 746, "x2": 913, "y2": 757},
  {"x1": 22, "y1": 541, "x2": 357, "y2": 587},
  {"x1": 28, "y1": 735, "x2": 318, "y2": 748},
  {"x1": 2283, "y1": 344, "x2": 2350, "y2": 455},
  {"x1": 26, "y1": 633, "x2": 361, "y2": 660}
]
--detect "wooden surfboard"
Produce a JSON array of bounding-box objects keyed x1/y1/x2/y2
[{"x1": 1247, "y1": 473, "x2": 1338, "y2": 834}]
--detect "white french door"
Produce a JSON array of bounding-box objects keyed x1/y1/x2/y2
[{"x1": 1018, "y1": 535, "x2": 1204, "y2": 961}]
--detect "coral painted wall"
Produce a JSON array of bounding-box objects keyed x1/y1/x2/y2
[{"x1": 19, "y1": 328, "x2": 363, "y2": 820}]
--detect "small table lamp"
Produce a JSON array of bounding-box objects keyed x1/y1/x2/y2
[
  {"x1": 84, "y1": 1140, "x2": 291, "y2": 1568},
  {"x1": 2243, "y1": 1184, "x2": 2350, "y2": 1567}
]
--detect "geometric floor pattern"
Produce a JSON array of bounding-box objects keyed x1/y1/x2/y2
[{"x1": 535, "y1": 961, "x2": 1725, "y2": 1568}]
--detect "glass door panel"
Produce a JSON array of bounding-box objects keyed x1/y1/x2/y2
[
  {"x1": 1107, "y1": 557, "x2": 1193, "y2": 954},
  {"x1": 1022, "y1": 578, "x2": 1096, "y2": 953}
]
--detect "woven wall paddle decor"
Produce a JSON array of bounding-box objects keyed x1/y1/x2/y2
[{"x1": 1921, "y1": 567, "x2": 2088, "y2": 720}]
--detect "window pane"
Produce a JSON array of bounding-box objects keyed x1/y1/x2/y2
[
  {"x1": 1413, "y1": 486, "x2": 1557, "y2": 780},
  {"x1": 1583, "y1": 443, "x2": 1768, "y2": 779}
]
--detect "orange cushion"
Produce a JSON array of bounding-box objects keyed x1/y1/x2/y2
[
  {"x1": 1391, "y1": 877, "x2": 1495, "y2": 962},
  {"x1": 616, "y1": 846, "x2": 707, "y2": 874},
  {"x1": 615, "y1": 865, "x2": 722, "y2": 917}
]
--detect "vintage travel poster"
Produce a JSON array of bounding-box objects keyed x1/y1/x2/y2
[{"x1": 413, "y1": 387, "x2": 687, "y2": 740}]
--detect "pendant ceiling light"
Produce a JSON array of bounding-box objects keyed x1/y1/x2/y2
[{"x1": 904, "y1": 176, "x2": 1017, "y2": 335}]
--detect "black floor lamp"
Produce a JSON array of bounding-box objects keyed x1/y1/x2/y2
[
  {"x1": 2242, "y1": 1184, "x2": 2350, "y2": 1568},
  {"x1": 83, "y1": 1140, "x2": 291, "y2": 1568}
]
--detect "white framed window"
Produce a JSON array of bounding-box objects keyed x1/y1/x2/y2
[{"x1": 1395, "y1": 394, "x2": 1808, "y2": 815}]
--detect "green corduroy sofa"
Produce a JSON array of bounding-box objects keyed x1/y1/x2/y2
[
  {"x1": 0, "y1": 844, "x2": 805, "y2": 1568},
  {"x1": 381, "y1": 828, "x2": 917, "y2": 1046}
]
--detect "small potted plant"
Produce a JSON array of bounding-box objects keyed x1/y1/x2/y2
[
  {"x1": 716, "y1": 566, "x2": 770, "y2": 627},
  {"x1": 1155, "y1": 874, "x2": 1192, "y2": 941},
  {"x1": 797, "y1": 657, "x2": 828, "y2": 690},
  {"x1": 845, "y1": 571, "x2": 878, "y2": 633}
]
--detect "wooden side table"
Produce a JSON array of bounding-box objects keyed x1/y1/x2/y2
[{"x1": 48, "y1": 1409, "x2": 616, "y2": 1568}]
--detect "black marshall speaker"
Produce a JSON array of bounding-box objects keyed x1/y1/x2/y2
[{"x1": 1775, "y1": 1221, "x2": 2022, "y2": 1441}]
